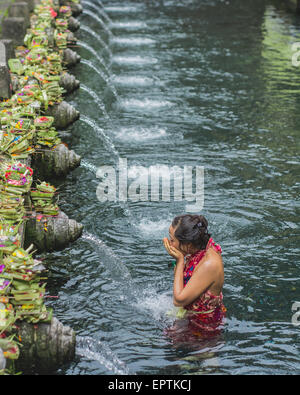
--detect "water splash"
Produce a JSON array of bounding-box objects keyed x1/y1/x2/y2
[
  {"x1": 104, "y1": 6, "x2": 140, "y2": 13},
  {"x1": 114, "y1": 126, "x2": 167, "y2": 141},
  {"x1": 78, "y1": 40, "x2": 110, "y2": 74},
  {"x1": 80, "y1": 24, "x2": 113, "y2": 60},
  {"x1": 110, "y1": 21, "x2": 147, "y2": 30},
  {"x1": 80, "y1": 115, "x2": 119, "y2": 159},
  {"x1": 83, "y1": 9, "x2": 114, "y2": 39},
  {"x1": 119, "y1": 98, "x2": 173, "y2": 111},
  {"x1": 81, "y1": 233, "x2": 173, "y2": 326},
  {"x1": 76, "y1": 336, "x2": 130, "y2": 375},
  {"x1": 80, "y1": 84, "x2": 109, "y2": 118},
  {"x1": 133, "y1": 288, "x2": 175, "y2": 323},
  {"x1": 112, "y1": 75, "x2": 155, "y2": 87},
  {"x1": 134, "y1": 217, "x2": 171, "y2": 239},
  {"x1": 111, "y1": 37, "x2": 156, "y2": 46},
  {"x1": 112, "y1": 55, "x2": 158, "y2": 66}
]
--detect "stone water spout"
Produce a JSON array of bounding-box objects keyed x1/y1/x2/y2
[
  {"x1": 0, "y1": 42, "x2": 12, "y2": 99},
  {"x1": 15, "y1": 317, "x2": 76, "y2": 373},
  {"x1": 10, "y1": 71, "x2": 79, "y2": 95},
  {"x1": 25, "y1": 210, "x2": 83, "y2": 252},
  {"x1": 68, "y1": 16, "x2": 80, "y2": 32},
  {"x1": 32, "y1": 142, "x2": 81, "y2": 178},
  {"x1": 46, "y1": 100, "x2": 80, "y2": 128},
  {"x1": 62, "y1": 47, "x2": 81, "y2": 67},
  {"x1": 59, "y1": 72, "x2": 80, "y2": 93}
]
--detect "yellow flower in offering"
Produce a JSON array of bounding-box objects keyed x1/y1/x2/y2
[
  {"x1": 12, "y1": 249, "x2": 25, "y2": 258},
  {"x1": 22, "y1": 304, "x2": 34, "y2": 310}
]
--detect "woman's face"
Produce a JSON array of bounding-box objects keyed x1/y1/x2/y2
[{"x1": 169, "y1": 225, "x2": 190, "y2": 256}]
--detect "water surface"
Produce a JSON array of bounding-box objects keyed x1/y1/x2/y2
[{"x1": 44, "y1": 0, "x2": 300, "y2": 375}]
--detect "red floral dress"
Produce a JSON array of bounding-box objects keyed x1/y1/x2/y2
[{"x1": 183, "y1": 238, "x2": 226, "y2": 333}]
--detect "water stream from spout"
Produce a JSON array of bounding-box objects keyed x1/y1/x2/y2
[
  {"x1": 80, "y1": 59, "x2": 109, "y2": 84},
  {"x1": 80, "y1": 115, "x2": 119, "y2": 159},
  {"x1": 77, "y1": 40, "x2": 110, "y2": 75},
  {"x1": 76, "y1": 336, "x2": 130, "y2": 375},
  {"x1": 80, "y1": 84, "x2": 110, "y2": 118},
  {"x1": 80, "y1": 24, "x2": 113, "y2": 61},
  {"x1": 82, "y1": 0, "x2": 113, "y2": 24},
  {"x1": 82, "y1": 231, "x2": 132, "y2": 282},
  {"x1": 82, "y1": 9, "x2": 114, "y2": 39}
]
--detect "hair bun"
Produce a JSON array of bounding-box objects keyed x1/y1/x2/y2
[{"x1": 171, "y1": 214, "x2": 211, "y2": 250}]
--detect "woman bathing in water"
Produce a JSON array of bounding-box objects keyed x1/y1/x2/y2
[{"x1": 163, "y1": 214, "x2": 226, "y2": 335}]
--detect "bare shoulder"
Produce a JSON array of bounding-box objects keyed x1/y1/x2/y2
[
  {"x1": 194, "y1": 248, "x2": 223, "y2": 275},
  {"x1": 207, "y1": 247, "x2": 223, "y2": 265},
  {"x1": 190, "y1": 249, "x2": 224, "y2": 294}
]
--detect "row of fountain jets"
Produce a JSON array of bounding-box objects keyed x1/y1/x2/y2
[
  {"x1": 77, "y1": 0, "x2": 161, "y2": 176},
  {"x1": 78, "y1": 0, "x2": 130, "y2": 163},
  {"x1": 77, "y1": 0, "x2": 154, "y2": 232},
  {"x1": 75, "y1": 1, "x2": 150, "y2": 373}
]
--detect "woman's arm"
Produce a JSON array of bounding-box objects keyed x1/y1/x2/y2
[
  {"x1": 172, "y1": 257, "x2": 185, "y2": 306},
  {"x1": 173, "y1": 259, "x2": 216, "y2": 307},
  {"x1": 163, "y1": 238, "x2": 217, "y2": 308}
]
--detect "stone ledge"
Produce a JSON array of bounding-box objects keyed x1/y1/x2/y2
[
  {"x1": 0, "y1": 40, "x2": 12, "y2": 98},
  {"x1": 1, "y1": 16, "x2": 27, "y2": 46}
]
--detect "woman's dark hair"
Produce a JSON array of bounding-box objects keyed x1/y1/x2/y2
[{"x1": 171, "y1": 214, "x2": 211, "y2": 251}]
